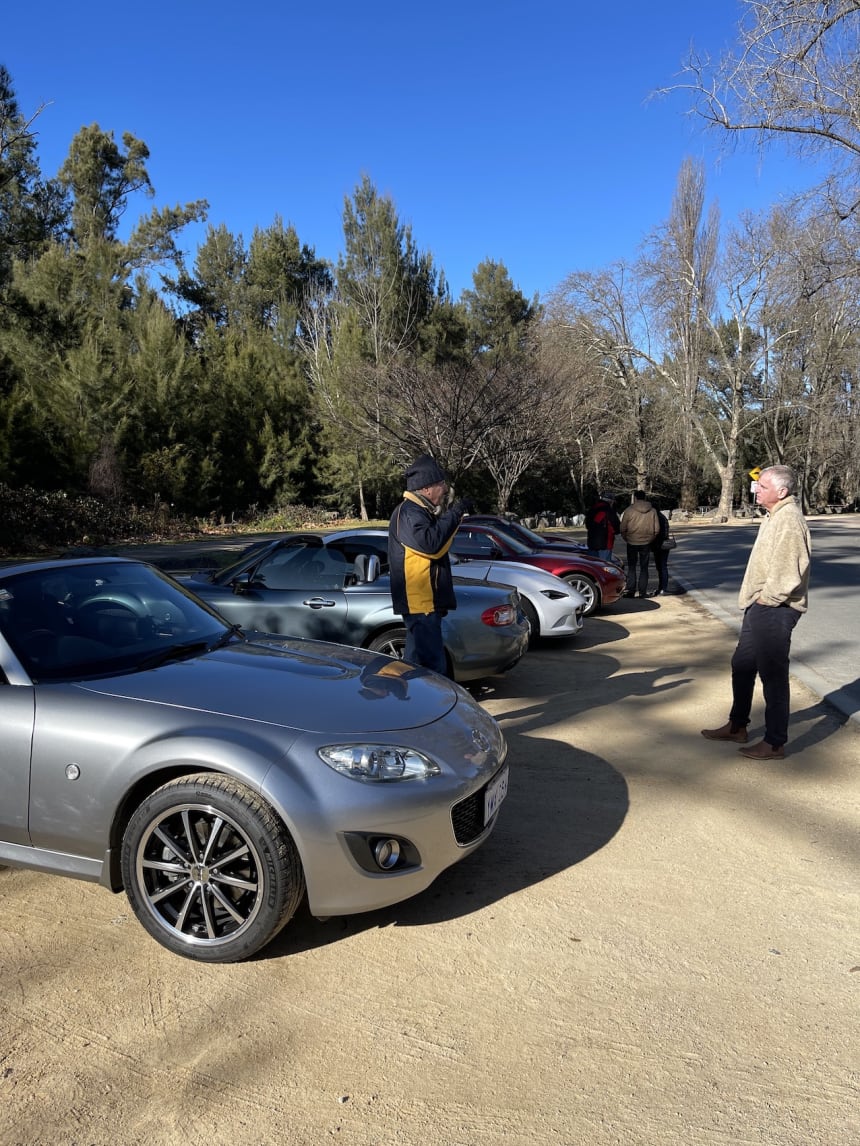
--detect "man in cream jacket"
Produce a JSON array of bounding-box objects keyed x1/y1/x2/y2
[{"x1": 701, "y1": 465, "x2": 811, "y2": 760}]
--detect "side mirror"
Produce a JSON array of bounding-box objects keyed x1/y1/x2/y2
[{"x1": 231, "y1": 571, "x2": 254, "y2": 595}]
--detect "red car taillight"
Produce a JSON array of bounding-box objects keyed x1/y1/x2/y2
[{"x1": 481, "y1": 604, "x2": 515, "y2": 627}]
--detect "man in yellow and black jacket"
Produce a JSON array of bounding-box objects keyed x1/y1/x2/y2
[{"x1": 388, "y1": 454, "x2": 474, "y2": 676}]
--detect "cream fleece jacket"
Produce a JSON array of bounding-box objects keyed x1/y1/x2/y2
[{"x1": 738, "y1": 496, "x2": 811, "y2": 613}]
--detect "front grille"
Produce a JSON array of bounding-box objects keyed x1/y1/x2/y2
[{"x1": 452, "y1": 775, "x2": 497, "y2": 845}]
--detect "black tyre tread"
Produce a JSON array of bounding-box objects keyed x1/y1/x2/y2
[
  {"x1": 367, "y1": 627, "x2": 407, "y2": 655},
  {"x1": 122, "y1": 772, "x2": 304, "y2": 962}
]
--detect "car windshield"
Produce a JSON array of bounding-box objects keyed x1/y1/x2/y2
[
  {"x1": 461, "y1": 526, "x2": 534, "y2": 556},
  {"x1": 506, "y1": 521, "x2": 553, "y2": 547},
  {"x1": 207, "y1": 540, "x2": 276, "y2": 584},
  {"x1": 0, "y1": 561, "x2": 233, "y2": 682}
]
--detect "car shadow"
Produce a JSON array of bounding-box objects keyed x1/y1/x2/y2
[
  {"x1": 265, "y1": 733, "x2": 629, "y2": 959},
  {"x1": 261, "y1": 636, "x2": 686, "y2": 959}
]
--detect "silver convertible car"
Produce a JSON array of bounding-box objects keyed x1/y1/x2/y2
[
  {"x1": 0, "y1": 557, "x2": 509, "y2": 963},
  {"x1": 325, "y1": 528, "x2": 586, "y2": 641},
  {"x1": 178, "y1": 534, "x2": 529, "y2": 682}
]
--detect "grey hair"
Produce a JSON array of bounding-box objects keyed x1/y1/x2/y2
[{"x1": 761, "y1": 464, "x2": 796, "y2": 495}]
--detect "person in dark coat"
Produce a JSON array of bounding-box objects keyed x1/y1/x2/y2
[
  {"x1": 388, "y1": 454, "x2": 474, "y2": 675},
  {"x1": 585, "y1": 492, "x2": 621, "y2": 561},
  {"x1": 649, "y1": 502, "x2": 672, "y2": 596}
]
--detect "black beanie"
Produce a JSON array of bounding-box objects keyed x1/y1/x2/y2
[{"x1": 405, "y1": 454, "x2": 447, "y2": 491}]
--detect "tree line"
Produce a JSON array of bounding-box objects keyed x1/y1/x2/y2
[{"x1": 2, "y1": 2, "x2": 859, "y2": 535}]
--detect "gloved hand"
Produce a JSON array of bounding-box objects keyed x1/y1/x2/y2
[{"x1": 453, "y1": 497, "x2": 476, "y2": 517}]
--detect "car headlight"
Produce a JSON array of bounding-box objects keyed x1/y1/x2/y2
[{"x1": 318, "y1": 744, "x2": 442, "y2": 781}]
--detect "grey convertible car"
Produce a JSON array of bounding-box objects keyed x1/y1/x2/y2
[
  {"x1": 0, "y1": 557, "x2": 509, "y2": 963},
  {"x1": 325, "y1": 528, "x2": 587, "y2": 641},
  {"x1": 179, "y1": 534, "x2": 529, "y2": 682}
]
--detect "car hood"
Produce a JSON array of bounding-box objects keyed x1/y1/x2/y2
[{"x1": 74, "y1": 635, "x2": 460, "y2": 733}]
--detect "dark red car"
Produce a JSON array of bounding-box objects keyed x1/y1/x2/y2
[
  {"x1": 453, "y1": 520, "x2": 626, "y2": 616},
  {"x1": 467, "y1": 515, "x2": 624, "y2": 569}
]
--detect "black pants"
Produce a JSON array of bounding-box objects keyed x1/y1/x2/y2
[
  {"x1": 625, "y1": 543, "x2": 651, "y2": 595},
  {"x1": 651, "y1": 546, "x2": 669, "y2": 592},
  {"x1": 404, "y1": 612, "x2": 448, "y2": 676},
  {"x1": 730, "y1": 603, "x2": 801, "y2": 748}
]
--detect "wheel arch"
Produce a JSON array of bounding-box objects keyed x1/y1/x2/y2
[
  {"x1": 104, "y1": 735, "x2": 300, "y2": 892},
  {"x1": 561, "y1": 571, "x2": 601, "y2": 615}
]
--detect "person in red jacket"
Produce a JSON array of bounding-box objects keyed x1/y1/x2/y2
[{"x1": 585, "y1": 492, "x2": 621, "y2": 561}]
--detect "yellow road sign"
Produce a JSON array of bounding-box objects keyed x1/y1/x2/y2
[{"x1": 748, "y1": 467, "x2": 762, "y2": 481}]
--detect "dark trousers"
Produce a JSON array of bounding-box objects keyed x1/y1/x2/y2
[
  {"x1": 730, "y1": 603, "x2": 801, "y2": 748},
  {"x1": 404, "y1": 612, "x2": 448, "y2": 676},
  {"x1": 652, "y1": 547, "x2": 669, "y2": 592},
  {"x1": 625, "y1": 543, "x2": 651, "y2": 595}
]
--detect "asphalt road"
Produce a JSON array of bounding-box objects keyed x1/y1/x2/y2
[{"x1": 666, "y1": 515, "x2": 860, "y2": 725}]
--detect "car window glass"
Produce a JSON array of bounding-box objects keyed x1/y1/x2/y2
[
  {"x1": 453, "y1": 533, "x2": 495, "y2": 558},
  {"x1": 255, "y1": 546, "x2": 348, "y2": 590}
]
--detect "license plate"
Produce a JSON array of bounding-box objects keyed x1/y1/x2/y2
[{"x1": 484, "y1": 766, "x2": 509, "y2": 824}]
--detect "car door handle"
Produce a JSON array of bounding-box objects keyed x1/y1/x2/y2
[{"x1": 303, "y1": 597, "x2": 337, "y2": 609}]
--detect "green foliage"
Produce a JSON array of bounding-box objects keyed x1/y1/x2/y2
[{"x1": 58, "y1": 124, "x2": 153, "y2": 247}]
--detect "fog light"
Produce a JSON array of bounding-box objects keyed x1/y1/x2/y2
[{"x1": 374, "y1": 838, "x2": 401, "y2": 870}]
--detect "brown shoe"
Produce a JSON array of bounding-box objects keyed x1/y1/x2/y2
[
  {"x1": 701, "y1": 722, "x2": 748, "y2": 744},
  {"x1": 739, "y1": 741, "x2": 785, "y2": 760}
]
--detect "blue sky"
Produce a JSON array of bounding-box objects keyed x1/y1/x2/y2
[{"x1": 5, "y1": 1, "x2": 819, "y2": 303}]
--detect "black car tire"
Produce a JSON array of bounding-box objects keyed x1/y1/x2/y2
[
  {"x1": 367, "y1": 626, "x2": 408, "y2": 659},
  {"x1": 520, "y1": 597, "x2": 540, "y2": 640},
  {"x1": 367, "y1": 626, "x2": 455, "y2": 678},
  {"x1": 562, "y1": 573, "x2": 599, "y2": 616},
  {"x1": 121, "y1": 774, "x2": 305, "y2": 963}
]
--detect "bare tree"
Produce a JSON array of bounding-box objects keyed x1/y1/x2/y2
[
  {"x1": 477, "y1": 357, "x2": 568, "y2": 513},
  {"x1": 547, "y1": 262, "x2": 653, "y2": 492},
  {"x1": 638, "y1": 157, "x2": 719, "y2": 511},
  {"x1": 753, "y1": 208, "x2": 860, "y2": 507},
  {"x1": 665, "y1": 1, "x2": 860, "y2": 219}
]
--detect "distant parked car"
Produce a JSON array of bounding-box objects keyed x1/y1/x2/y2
[
  {"x1": 451, "y1": 521, "x2": 626, "y2": 616},
  {"x1": 466, "y1": 514, "x2": 624, "y2": 569},
  {"x1": 0, "y1": 556, "x2": 509, "y2": 962},
  {"x1": 178, "y1": 534, "x2": 529, "y2": 682},
  {"x1": 325, "y1": 528, "x2": 586, "y2": 641}
]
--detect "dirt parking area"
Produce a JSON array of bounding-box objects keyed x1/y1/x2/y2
[{"x1": 1, "y1": 592, "x2": 857, "y2": 1145}]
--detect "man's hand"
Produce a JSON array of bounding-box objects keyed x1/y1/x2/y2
[{"x1": 453, "y1": 497, "x2": 476, "y2": 517}]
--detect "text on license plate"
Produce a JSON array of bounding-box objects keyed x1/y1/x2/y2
[{"x1": 484, "y1": 766, "x2": 509, "y2": 825}]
